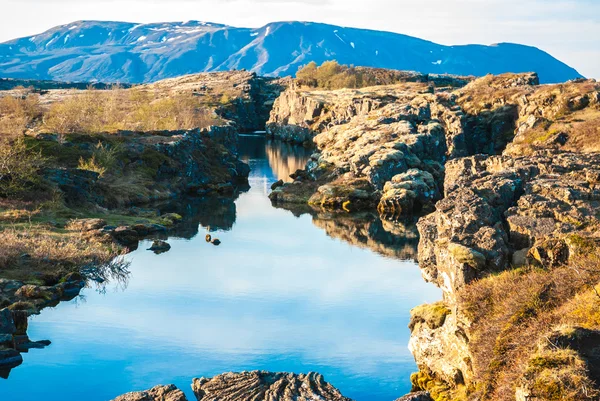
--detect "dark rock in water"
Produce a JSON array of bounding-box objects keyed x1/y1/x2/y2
[
  {"x1": 111, "y1": 384, "x2": 188, "y2": 401},
  {"x1": 148, "y1": 240, "x2": 171, "y2": 254},
  {"x1": 11, "y1": 311, "x2": 28, "y2": 335},
  {"x1": 0, "y1": 348, "x2": 22, "y2": 369},
  {"x1": 132, "y1": 224, "x2": 168, "y2": 237},
  {"x1": 205, "y1": 234, "x2": 212, "y2": 242},
  {"x1": 211, "y1": 239, "x2": 221, "y2": 246},
  {"x1": 111, "y1": 226, "x2": 140, "y2": 247},
  {"x1": 395, "y1": 392, "x2": 433, "y2": 401},
  {"x1": 0, "y1": 334, "x2": 12, "y2": 348},
  {"x1": 16, "y1": 338, "x2": 51, "y2": 351},
  {"x1": 271, "y1": 179, "x2": 284, "y2": 190},
  {"x1": 191, "y1": 371, "x2": 353, "y2": 401},
  {"x1": 0, "y1": 308, "x2": 16, "y2": 335}
]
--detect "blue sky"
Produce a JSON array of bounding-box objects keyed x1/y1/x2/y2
[{"x1": 1, "y1": 0, "x2": 598, "y2": 78}]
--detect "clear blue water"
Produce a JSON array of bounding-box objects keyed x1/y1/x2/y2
[{"x1": 0, "y1": 136, "x2": 440, "y2": 401}]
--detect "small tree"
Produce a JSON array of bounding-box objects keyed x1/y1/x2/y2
[{"x1": 296, "y1": 61, "x2": 318, "y2": 87}]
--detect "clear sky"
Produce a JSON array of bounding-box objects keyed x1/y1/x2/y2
[{"x1": 1, "y1": 0, "x2": 598, "y2": 78}]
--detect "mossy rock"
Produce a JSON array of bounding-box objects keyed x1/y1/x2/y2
[
  {"x1": 409, "y1": 302, "x2": 451, "y2": 331},
  {"x1": 448, "y1": 243, "x2": 486, "y2": 269}
]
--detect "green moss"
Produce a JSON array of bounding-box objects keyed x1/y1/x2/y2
[
  {"x1": 448, "y1": 242, "x2": 486, "y2": 269},
  {"x1": 410, "y1": 371, "x2": 462, "y2": 401},
  {"x1": 409, "y1": 302, "x2": 451, "y2": 331},
  {"x1": 565, "y1": 234, "x2": 597, "y2": 253},
  {"x1": 24, "y1": 136, "x2": 89, "y2": 167}
]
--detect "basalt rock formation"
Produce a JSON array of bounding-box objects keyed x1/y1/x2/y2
[
  {"x1": 191, "y1": 371, "x2": 352, "y2": 401},
  {"x1": 268, "y1": 71, "x2": 600, "y2": 401},
  {"x1": 146, "y1": 70, "x2": 287, "y2": 132},
  {"x1": 406, "y1": 78, "x2": 600, "y2": 400},
  {"x1": 268, "y1": 74, "x2": 528, "y2": 216}
]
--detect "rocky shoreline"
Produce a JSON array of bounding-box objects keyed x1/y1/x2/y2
[
  {"x1": 2, "y1": 67, "x2": 599, "y2": 401},
  {"x1": 0, "y1": 72, "x2": 266, "y2": 374},
  {"x1": 265, "y1": 72, "x2": 600, "y2": 400}
]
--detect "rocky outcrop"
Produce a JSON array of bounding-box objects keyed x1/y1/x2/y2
[
  {"x1": 266, "y1": 86, "x2": 392, "y2": 144},
  {"x1": 33, "y1": 124, "x2": 250, "y2": 208},
  {"x1": 191, "y1": 371, "x2": 352, "y2": 401},
  {"x1": 266, "y1": 74, "x2": 474, "y2": 145},
  {"x1": 111, "y1": 385, "x2": 188, "y2": 401},
  {"x1": 401, "y1": 75, "x2": 600, "y2": 401},
  {"x1": 269, "y1": 74, "x2": 600, "y2": 223},
  {"x1": 417, "y1": 151, "x2": 600, "y2": 304}
]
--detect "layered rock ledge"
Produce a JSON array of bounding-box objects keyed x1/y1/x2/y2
[{"x1": 109, "y1": 371, "x2": 352, "y2": 401}]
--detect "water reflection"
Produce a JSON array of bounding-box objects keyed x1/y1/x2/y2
[
  {"x1": 0, "y1": 136, "x2": 440, "y2": 401},
  {"x1": 275, "y1": 205, "x2": 420, "y2": 261}
]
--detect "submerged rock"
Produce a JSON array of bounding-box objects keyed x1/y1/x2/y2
[
  {"x1": 192, "y1": 371, "x2": 352, "y2": 401},
  {"x1": 111, "y1": 384, "x2": 188, "y2": 401},
  {"x1": 148, "y1": 240, "x2": 171, "y2": 254}
]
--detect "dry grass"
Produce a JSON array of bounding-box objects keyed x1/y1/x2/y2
[
  {"x1": 0, "y1": 226, "x2": 122, "y2": 280},
  {"x1": 0, "y1": 94, "x2": 42, "y2": 138},
  {"x1": 457, "y1": 244, "x2": 600, "y2": 401},
  {"x1": 41, "y1": 88, "x2": 222, "y2": 134}
]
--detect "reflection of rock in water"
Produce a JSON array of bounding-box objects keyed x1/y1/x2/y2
[
  {"x1": 264, "y1": 139, "x2": 313, "y2": 182},
  {"x1": 0, "y1": 259, "x2": 131, "y2": 378},
  {"x1": 274, "y1": 204, "x2": 419, "y2": 261},
  {"x1": 159, "y1": 187, "x2": 248, "y2": 239}
]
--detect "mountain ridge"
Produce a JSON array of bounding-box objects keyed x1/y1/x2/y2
[{"x1": 0, "y1": 20, "x2": 583, "y2": 84}]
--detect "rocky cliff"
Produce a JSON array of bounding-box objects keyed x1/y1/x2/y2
[
  {"x1": 268, "y1": 72, "x2": 600, "y2": 401},
  {"x1": 268, "y1": 74, "x2": 527, "y2": 216}
]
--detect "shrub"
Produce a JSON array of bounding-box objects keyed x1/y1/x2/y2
[
  {"x1": 0, "y1": 95, "x2": 41, "y2": 137},
  {"x1": 77, "y1": 142, "x2": 121, "y2": 177},
  {"x1": 295, "y1": 61, "x2": 417, "y2": 90},
  {"x1": 0, "y1": 136, "x2": 45, "y2": 196}
]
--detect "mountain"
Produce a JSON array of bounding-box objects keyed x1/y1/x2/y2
[{"x1": 0, "y1": 20, "x2": 583, "y2": 84}]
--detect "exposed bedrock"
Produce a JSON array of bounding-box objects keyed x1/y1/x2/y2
[
  {"x1": 398, "y1": 74, "x2": 600, "y2": 401},
  {"x1": 418, "y1": 151, "x2": 600, "y2": 304},
  {"x1": 33, "y1": 124, "x2": 250, "y2": 209},
  {"x1": 267, "y1": 74, "x2": 545, "y2": 216},
  {"x1": 110, "y1": 371, "x2": 353, "y2": 401},
  {"x1": 192, "y1": 371, "x2": 352, "y2": 401},
  {"x1": 111, "y1": 384, "x2": 188, "y2": 401},
  {"x1": 410, "y1": 150, "x2": 600, "y2": 400}
]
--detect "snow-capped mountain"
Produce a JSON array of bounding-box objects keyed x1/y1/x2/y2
[{"x1": 0, "y1": 20, "x2": 583, "y2": 84}]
